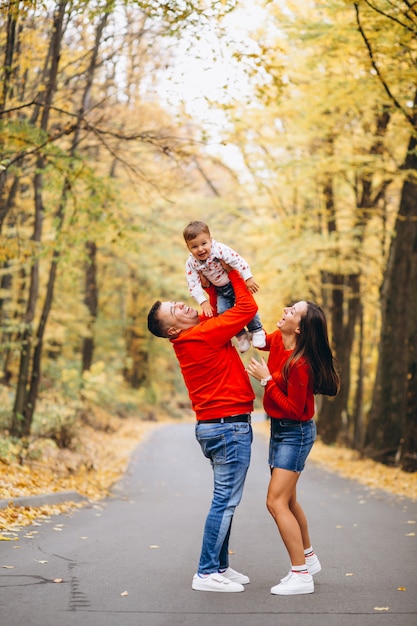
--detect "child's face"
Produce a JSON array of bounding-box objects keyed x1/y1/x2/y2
[{"x1": 186, "y1": 232, "x2": 212, "y2": 262}]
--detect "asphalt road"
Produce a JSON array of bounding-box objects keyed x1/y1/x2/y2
[{"x1": 0, "y1": 419, "x2": 416, "y2": 626}]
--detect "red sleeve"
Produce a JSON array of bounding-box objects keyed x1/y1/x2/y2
[
  {"x1": 200, "y1": 270, "x2": 258, "y2": 348},
  {"x1": 266, "y1": 362, "x2": 310, "y2": 420}
]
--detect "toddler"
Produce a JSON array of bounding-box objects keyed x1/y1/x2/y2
[{"x1": 183, "y1": 220, "x2": 266, "y2": 352}]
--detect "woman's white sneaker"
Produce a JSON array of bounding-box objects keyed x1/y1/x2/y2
[
  {"x1": 192, "y1": 573, "x2": 244, "y2": 592},
  {"x1": 271, "y1": 571, "x2": 314, "y2": 595},
  {"x1": 306, "y1": 554, "x2": 321, "y2": 575}
]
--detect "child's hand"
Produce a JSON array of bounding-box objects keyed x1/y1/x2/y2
[
  {"x1": 201, "y1": 300, "x2": 214, "y2": 317},
  {"x1": 245, "y1": 277, "x2": 259, "y2": 293}
]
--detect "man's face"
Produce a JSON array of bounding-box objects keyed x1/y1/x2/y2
[{"x1": 159, "y1": 301, "x2": 200, "y2": 336}]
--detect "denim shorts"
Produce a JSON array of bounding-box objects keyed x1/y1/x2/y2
[{"x1": 268, "y1": 418, "x2": 316, "y2": 472}]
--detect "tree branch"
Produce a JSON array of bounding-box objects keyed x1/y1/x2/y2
[{"x1": 354, "y1": 3, "x2": 415, "y2": 129}]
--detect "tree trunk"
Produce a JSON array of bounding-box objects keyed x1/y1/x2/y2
[
  {"x1": 82, "y1": 241, "x2": 98, "y2": 372},
  {"x1": 11, "y1": 1, "x2": 67, "y2": 436},
  {"x1": 365, "y1": 131, "x2": 417, "y2": 469},
  {"x1": 123, "y1": 270, "x2": 148, "y2": 389}
]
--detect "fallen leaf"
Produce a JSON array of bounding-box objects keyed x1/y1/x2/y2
[
  {"x1": 120, "y1": 591, "x2": 128, "y2": 596},
  {"x1": 405, "y1": 532, "x2": 415, "y2": 537},
  {"x1": 345, "y1": 573, "x2": 353, "y2": 576},
  {"x1": 1, "y1": 565, "x2": 14, "y2": 569},
  {"x1": 37, "y1": 560, "x2": 48, "y2": 564},
  {"x1": 397, "y1": 587, "x2": 406, "y2": 591},
  {"x1": 54, "y1": 578, "x2": 63, "y2": 583},
  {"x1": 149, "y1": 545, "x2": 159, "y2": 549},
  {"x1": 406, "y1": 520, "x2": 416, "y2": 524},
  {"x1": 374, "y1": 607, "x2": 389, "y2": 611},
  {"x1": 0, "y1": 535, "x2": 18, "y2": 541}
]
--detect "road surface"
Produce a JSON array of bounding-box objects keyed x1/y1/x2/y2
[{"x1": 0, "y1": 419, "x2": 416, "y2": 625}]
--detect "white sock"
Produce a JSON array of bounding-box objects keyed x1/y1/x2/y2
[
  {"x1": 304, "y1": 546, "x2": 315, "y2": 558},
  {"x1": 292, "y1": 564, "x2": 309, "y2": 574}
]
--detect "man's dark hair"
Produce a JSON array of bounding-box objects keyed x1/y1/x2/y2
[{"x1": 147, "y1": 301, "x2": 167, "y2": 338}]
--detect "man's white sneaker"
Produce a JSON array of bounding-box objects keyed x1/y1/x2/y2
[
  {"x1": 192, "y1": 573, "x2": 244, "y2": 592},
  {"x1": 271, "y1": 571, "x2": 314, "y2": 595},
  {"x1": 251, "y1": 329, "x2": 266, "y2": 348},
  {"x1": 236, "y1": 333, "x2": 251, "y2": 353},
  {"x1": 219, "y1": 567, "x2": 250, "y2": 585},
  {"x1": 306, "y1": 554, "x2": 321, "y2": 575}
]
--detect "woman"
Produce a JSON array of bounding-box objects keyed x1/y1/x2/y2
[{"x1": 246, "y1": 301, "x2": 340, "y2": 595}]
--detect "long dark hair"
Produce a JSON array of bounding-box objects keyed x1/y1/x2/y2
[{"x1": 283, "y1": 301, "x2": 340, "y2": 396}]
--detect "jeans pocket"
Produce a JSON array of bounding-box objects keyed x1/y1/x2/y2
[{"x1": 199, "y1": 433, "x2": 226, "y2": 463}]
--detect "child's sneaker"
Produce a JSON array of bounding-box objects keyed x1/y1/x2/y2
[
  {"x1": 251, "y1": 329, "x2": 266, "y2": 348},
  {"x1": 236, "y1": 332, "x2": 251, "y2": 353}
]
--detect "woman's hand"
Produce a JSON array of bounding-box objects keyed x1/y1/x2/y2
[{"x1": 246, "y1": 356, "x2": 270, "y2": 382}]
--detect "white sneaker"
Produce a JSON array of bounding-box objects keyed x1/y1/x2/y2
[
  {"x1": 192, "y1": 572, "x2": 244, "y2": 592},
  {"x1": 306, "y1": 554, "x2": 321, "y2": 575},
  {"x1": 251, "y1": 329, "x2": 266, "y2": 348},
  {"x1": 220, "y1": 567, "x2": 250, "y2": 584},
  {"x1": 281, "y1": 554, "x2": 321, "y2": 582},
  {"x1": 236, "y1": 332, "x2": 251, "y2": 353},
  {"x1": 271, "y1": 571, "x2": 314, "y2": 595}
]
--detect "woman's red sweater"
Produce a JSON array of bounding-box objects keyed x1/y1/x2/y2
[{"x1": 262, "y1": 331, "x2": 314, "y2": 422}]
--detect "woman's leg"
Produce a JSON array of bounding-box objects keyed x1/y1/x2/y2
[
  {"x1": 288, "y1": 489, "x2": 312, "y2": 551},
  {"x1": 266, "y1": 468, "x2": 305, "y2": 565}
]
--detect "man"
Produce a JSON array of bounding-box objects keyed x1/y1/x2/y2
[{"x1": 147, "y1": 265, "x2": 258, "y2": 593}]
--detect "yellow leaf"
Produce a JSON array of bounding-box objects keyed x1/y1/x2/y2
[
  {"x1": 120, "y1": 591, "x2": 128, "y2": 596},
  {"x1": 149, "y1": 545, "x2": 159, "y2": 549},
  {"x1": 54, "y1": 578, "x2": 63, "y2": 583},
  {"x1": 397, "y1": 587, "x2": 406, "y2": 591},
  {"x1": 374, "y1": 607, "x2": 389, "y2": 611},
  {"x1": 345, "y1": 573, "x2": 353, "y2": 576},
  {"x1": 0, "y1": 535, "x2": 18, "y2": 541}
]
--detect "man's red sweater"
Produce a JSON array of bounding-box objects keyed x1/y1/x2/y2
[{"x1": 171, "y1": 270, "x2": 256, "y2": 421}]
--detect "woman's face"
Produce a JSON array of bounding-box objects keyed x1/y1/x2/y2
[{"x1": 277, "y1": 301, "x2": 307, "y2": 335}]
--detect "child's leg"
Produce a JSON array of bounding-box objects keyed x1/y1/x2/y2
[
  {"x1": 248, "y1": 313, "x2": 266, "y2": 348},
  {"x1": 247, "y1": 313, "x2": 263, "y2": 333}
]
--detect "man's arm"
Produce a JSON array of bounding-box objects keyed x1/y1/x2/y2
[{"x1": 200, "y1": 269, "x2": 258, "y2": 346}]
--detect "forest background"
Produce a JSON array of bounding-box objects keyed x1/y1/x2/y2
[{"x1": 0, "y1": 0, "x2": 416, "y2": 514}]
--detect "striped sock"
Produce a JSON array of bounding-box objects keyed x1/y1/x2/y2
[
  {"x1": 304, "y1": 546, "x2": 315, "y2": 559},
  {"x1": 292, "y1": 564, "x2": 309, "y2": 574}
]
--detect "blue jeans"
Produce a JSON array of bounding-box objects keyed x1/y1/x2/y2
[
  {"x1": 216, "y1": 282, "x2": 262, "y2": 335},
  {"x1": 268, "y1": 418, "x2": 316, "y2": 472},
  {"x1": 195, "y1": 420, "x2": 253, "y2": 574}
]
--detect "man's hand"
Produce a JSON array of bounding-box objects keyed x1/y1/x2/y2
[
  {"x1": 198, "y1": 272, "x2": 211, "y2": 289},
  {"x1": 219, "y1": 260, "x2": 233, "y2": 273}
]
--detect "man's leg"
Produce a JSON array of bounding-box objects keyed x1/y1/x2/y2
[{"x1": 195, "y1": 422, "x2": 252, "y2": 574}]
